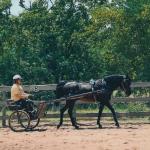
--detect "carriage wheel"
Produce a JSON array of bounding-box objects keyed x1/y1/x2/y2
[
  {"x1": 29, "y1": 118, "x2": 40, "y2": 129},
  {"x1": 28, "y1": 104, "x2": 40, "y2": 129},
  {"x1": 9, "y1": 110, "x2": 30, "y2": 132}
]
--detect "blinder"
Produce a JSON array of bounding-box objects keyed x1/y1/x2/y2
[{"x1": 121, "y1": 76, "x2": 131, "y2": 96}]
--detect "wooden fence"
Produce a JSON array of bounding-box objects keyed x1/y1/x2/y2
[{"x1": 0, "y1": 82, "x2": 150, "y2": 127}]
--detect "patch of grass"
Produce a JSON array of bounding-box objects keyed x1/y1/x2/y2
[
  {"x1": 127, "y1": 103, "x2": 148, "y2": 112},
  {"x1": 74, "y1": 102, "x2": 150, "y2": 113}
]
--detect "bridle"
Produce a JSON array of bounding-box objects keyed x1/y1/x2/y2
[{"x1": 121, "y1": 78, "x2": 127, "y2": 93}]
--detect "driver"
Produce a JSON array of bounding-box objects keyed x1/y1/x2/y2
[{"x1": 11, "y1": 74, "x2": 34, "y2": 113}]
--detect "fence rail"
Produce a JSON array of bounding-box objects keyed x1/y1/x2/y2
[
  {"x1": 0, "y1": 82, "x2": 150, "y2": 92},
  {"x1": 0, "y1": 82, "x2": 150, "y2": 127}
]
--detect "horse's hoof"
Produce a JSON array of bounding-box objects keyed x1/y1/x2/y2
[
  {"x1": 57, "y1": 125, "x2": 61, "y2": 129},
  {"x1": 74, "y1": 125, "x2": 79, "y2": 129},
  {"x1": 98, "y1": 124, "x2": 102, "y2": 129},
  {"x1": 116, "y1": 125, "x2": 120, "y2": 128},
  {"x1": 115, "y1": 123, "x2": 120, "y2": 128}
]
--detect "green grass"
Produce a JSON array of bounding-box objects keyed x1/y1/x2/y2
[
  {"x1": 74, "y1": 103, "x2": 150, "y2": 113},
  {"x1": 1, "y1": 102, "x2": 150, "y2": 115},
  {"x1": 0, "y1": 103, "x2": 150, "y2": 122}
]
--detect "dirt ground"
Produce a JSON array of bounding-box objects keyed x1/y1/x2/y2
[{"x1": 0, "y1": 122, "x2": 150, "y2": 150}]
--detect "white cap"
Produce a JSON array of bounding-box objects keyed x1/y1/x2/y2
[{"x1": 13, "y1": 74, "x2": 22, "y2": 80}]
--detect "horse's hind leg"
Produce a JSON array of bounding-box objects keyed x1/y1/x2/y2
[
  {"x1": 106, "y1": 102, "x2": 120, "y2": 128},
  {"x1": 57, "y1": 102, "x2": 69, "y2": 129},
  {"x1": 68, "y1": 101, "x2": 79, "y2": 129},
  {"x1": 97, "y1": 103, "x2": 104, "y2": 128}
]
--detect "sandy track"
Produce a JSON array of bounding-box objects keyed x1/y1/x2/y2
[{"x1": 0, "y1": 123, "x2": 150, "y2": 150}]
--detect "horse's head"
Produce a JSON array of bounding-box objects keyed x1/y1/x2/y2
[{"x1": 120, "y1": 75, "x2": 132, "y2": 96}]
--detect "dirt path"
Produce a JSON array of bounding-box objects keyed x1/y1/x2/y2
[{"x1": 0, "y1": 123, "x2": 150, "y2": 150}]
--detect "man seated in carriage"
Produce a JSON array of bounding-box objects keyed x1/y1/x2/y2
[{"x1": 11, "y1": 74, "x2": 35, "y2": 117}]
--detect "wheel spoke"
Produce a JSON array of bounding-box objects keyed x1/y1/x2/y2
[{"x1": 9, "y1": 110, "x2": 30, "y2": 132}]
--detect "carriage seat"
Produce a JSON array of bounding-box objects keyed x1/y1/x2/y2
[{"x1": 6, "y1": 99, "x2": 22, "y2": 110}]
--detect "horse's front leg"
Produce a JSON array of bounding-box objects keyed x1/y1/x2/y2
[
  {"x1": 57, "y1": 102, "x2": 69, "y2": 129},
  {"x1": 106, "y1": 102, "x2": 120, "y2": 128},
  {"x1": 97, "y1": 103, "x2": 104, "y2": 128},
  {"x1": 68, "y1": 101, "x2": 79, "y2": 129}
]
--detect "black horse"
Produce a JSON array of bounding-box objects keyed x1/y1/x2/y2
[{"x1": 56, "y1": 75, "x2": 131, "y2": 129}]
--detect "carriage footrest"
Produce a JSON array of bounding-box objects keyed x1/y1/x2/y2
[{"x1": 37, "y1": 101, "x2": 47, "y2": 118}]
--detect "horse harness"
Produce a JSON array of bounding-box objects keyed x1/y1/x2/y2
[{"x1": 90, "y1": 79, "x2": 106, "y2": 102}]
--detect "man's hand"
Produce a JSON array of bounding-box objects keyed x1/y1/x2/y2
[{"x1": 28, "y1": 94, "x2": 34, "y2": 99}]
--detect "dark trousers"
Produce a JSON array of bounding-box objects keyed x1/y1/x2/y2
[{"x1": 14, "y1": 99, "x2": 34, "y2": 112}]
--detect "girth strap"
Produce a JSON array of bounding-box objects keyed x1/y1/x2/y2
[{"x1": 90, "y1": 79, "x2": 97, "y2": 102}]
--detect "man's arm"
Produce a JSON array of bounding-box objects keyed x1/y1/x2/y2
[{"x1": 12, "y1": 86, "x2": 30, "y2": 99}]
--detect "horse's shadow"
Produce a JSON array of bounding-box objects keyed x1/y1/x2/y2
[
  {"x1": 53, "y1": 122, "x2": 139, "y2": 130},
  {"x1": 45, "y1": 121, "x2": 139, "y2": 130},
  {"x1": 75, "y1": 126, "x2": 138, "y2": 130},
  {"x1": 71, "y1": 123, "x2": 139, "y2": 130}
]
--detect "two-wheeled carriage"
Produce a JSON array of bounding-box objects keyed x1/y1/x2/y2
[
  {"x1": 6, "y1": 90, "x2": 100, "y2": 131},
  {"x1": 6, "y1": 100, "x2": 47, "y2": 132}
]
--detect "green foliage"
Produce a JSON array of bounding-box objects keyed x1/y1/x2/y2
[
  {"x1": 0, "y1": 0, "x2": 11, "y2": 13},
  {"x1": 127, "y1": 103, "x2": 148, "y2": 112},
  {"x1": 0, "y1": 0, "x2": 150, "y2": 86}
]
